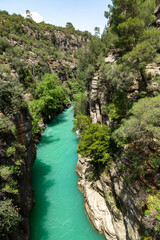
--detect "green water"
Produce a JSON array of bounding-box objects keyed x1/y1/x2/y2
[{"x1": 30, "y1": 108, "x2": 106, "y2": 240}]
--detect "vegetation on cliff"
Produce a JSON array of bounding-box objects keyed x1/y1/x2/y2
[
  {"x1": 73, "y1": 0, "x2": 160, "y2": 238},
  {"x1": 1, "y1": 0, "x2": 160, "y2": 238},
  {"x1": 0, "y1": 10, "x2": 91, "y2": 239}
]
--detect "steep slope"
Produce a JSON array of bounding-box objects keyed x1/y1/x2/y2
[
  {"x1": 0, "y1": 11, "x2": 91, "y2": 239},
  {"x1": 74, "y1": 1, "x2": 160, "y2": 239}
]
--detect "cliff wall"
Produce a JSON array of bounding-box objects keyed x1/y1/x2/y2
[
  {"x1": 76, "y1": 57, "x2": 160, "y2": 240},
  {"x1": 0, "y1": 108, "x2": 36, "y2": 240}
]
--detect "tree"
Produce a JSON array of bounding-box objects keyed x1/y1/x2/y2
[
  {"x1": 107, "y1": 0, "x2": 156, "y2": 51},
  {"x1": 122, "y1": 40, "x2": 157, "y2": 90},
  {"x1": 94, "y1": 27, "x2": 100, "y2": 37},
  {"x1": 26, "y1": 10, "x2": 32, "y2": 20},
  {"x1": 73, "y1": 92, "x2": 88, "y2": 117},
  {"x1": 65, "y1": 22, "x2": 75, "y2": 31},
  {"x1": 72, "y1": 113, "x2": 91, "y2": 133},
  {"x1": 78, "y1": 123, "x2": 112, "y2": 167},
  {"x1": 0, "y1": 38, "x2": 11, "y2": 54},
  {"x1": 112, "y1": 94, "x2": 160, "y2": 149},
  {"x1": 29, "y1": 73, "x2": 68, "y2": 135}
]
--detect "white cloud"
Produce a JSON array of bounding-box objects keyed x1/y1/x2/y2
[{"x1": 22, "y1": 11, "x2": 43, "y2": 23}]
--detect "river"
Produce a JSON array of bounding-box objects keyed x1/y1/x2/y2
[{"x1": 30, "y1": 107, "x2": 106, "y2": 240}]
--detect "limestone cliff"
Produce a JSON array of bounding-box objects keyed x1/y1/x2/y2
[
  {"x1": 76, "y1": 55, "x2": 160, "y2": 240},
  {"x1": 76, "y1": 153, "x2": 160, "y2": 240},
  {"x1": 76, "y1": 154, "x2": 127, "y2": 240}
]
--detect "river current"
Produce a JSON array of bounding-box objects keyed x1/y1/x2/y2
[{"x1": 30, "y1": 107, "x2": 106, "y2": 240}]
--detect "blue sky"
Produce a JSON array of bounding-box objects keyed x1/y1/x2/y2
[{"x1": 0, "y1": 0, "x2": 112, "y2": 34}]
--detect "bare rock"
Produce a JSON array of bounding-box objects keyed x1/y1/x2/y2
[{"x1": 76, "y1": 155, "x2": 126, "y2": 240}]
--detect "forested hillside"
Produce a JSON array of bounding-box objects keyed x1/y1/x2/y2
[
  {"x1": 74, "y1": 0, "x2": 160, "y2": 239},
  {"x1": 0, "y1": 10, "x2": 91, "y2": 239}
]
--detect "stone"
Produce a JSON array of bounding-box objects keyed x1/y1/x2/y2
[
  {"x1": 76, "y1": 154, "x2": 144, "y2": 240},
  {"x1": 105, "y1": 54, "x2": 116, "y2": 64}
]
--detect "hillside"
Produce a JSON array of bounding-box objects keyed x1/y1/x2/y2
[
  {"x1": 0, "y1": 10, "x2": 91, "y2": 240},
  {"x1": 74, "y1": 0, "x2": 160, "y2": 239}
]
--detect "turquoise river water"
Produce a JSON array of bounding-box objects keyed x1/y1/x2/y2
[{"x1": 30, "y1": 107, "x2": 106, "y2": 240}]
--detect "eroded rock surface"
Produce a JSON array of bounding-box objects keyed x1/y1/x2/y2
[
  {"x1": 76, "y1": 154, "x2": 129, "y2": 240},
  {"x1": 76, "y1": 155, "x2": 148, "y2": 240}
]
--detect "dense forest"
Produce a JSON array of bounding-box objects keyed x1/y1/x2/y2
[{"x1": 0, "y1": 0, "x2": 160, "y2": 239}]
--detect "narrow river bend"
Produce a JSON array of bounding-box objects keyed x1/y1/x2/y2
[{"x1": 30, "y1": 107, "x2": 106, "y2": 240}]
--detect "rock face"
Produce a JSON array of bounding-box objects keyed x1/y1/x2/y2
[
  {"x1": 0, "y1": 108, "x2": 36, "y2": 240},
  {"x1": 76, "y1": 154, "x2": 144, "y2": 240},
  {"x1": 89, "y1": 75, "x2": 105, "y2": 124},
  {"x1": 53, "y1": 30, "x2": 89, "y2": 51},
  {"x1": 76, "y1": 155, "x2": 117, "y2": 240},
  {"x1": 14, "y1": 109, "x2": 36, "y2": 240},
  {"x1": 77, "y1": 52, "x2": 160, "y2": 239},
  {"x1": 22, "y1": 24, "x2": 89, "y2": 52}
]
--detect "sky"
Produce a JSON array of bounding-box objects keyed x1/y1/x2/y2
[{"x1": 0, "y1": 0, "x2": 112, "y2": 34}]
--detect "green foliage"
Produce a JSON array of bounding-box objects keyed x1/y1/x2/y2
[
  {"x1": 73, "y1": 92, "x2": 88, "y2": 117},
  {"x1": 103, "y1": 0, "x2": 157, "y2": 63},
  {"x1": 0, "y1": 117, "x2": 15, "y2": 134},
  {"x1": 94, "y1": 27, "x2": 100, "y2": 37},
  {"x1": 141, "y1": 28, "x2": 160, "y2": 52},
  {"x1": 144, "y1": 209, "x2": 151, "y2": 216},
  {"x1": 150, "y1": 157, "x2": 160, "y2": 168},
  {"x1": 146, "y1": 194, "x2": 160, "y2": 223},
  {"x1": 76, "y1": 37, "x2": 105, "y2": 86},
  {"x1": 100, "y1": 63, "x2": 136, "y2": 91},
  {"x1": 0, "y1": 165, "x2": 19, "y2": 215},
  {"x1": 0, "y1": 74, "x2": 23, "y2": 116},
  {"x1": 0, "y1": 38, "x2": 11, "y2": 54},
  {"x1": 72, "y1": 114, "x2": 91, "y2": 133},
  {"x1": 110, "y1": 0, "x2": 156, "y2": 43},
  {"x1": 0, "y1": 166, "x2": 14, "y2": 181},
  {"x1": 104, "y1": 103, "x2": 121, "y2": 121},
  {"x1": 0, "y1": 199, "x2": 21, "y2": 235},
  {"x1": 67, "y1": 77, "x2": 86, "y2": 96},
  {"x1": 6, "y1": 146, "x2": 16, "y2": 157},
  {"x1": 76, "y1": 118, "x2": 113, "y2": 168},
  {"x1": 117, "y1": 17, "x2": 145, "y2": 49},
  {"x1": 29, "y1": 73, "x2": 68, "y2": 135},
  {"x1": 101, "y1": 27, "x2": 118, "y2": 52},
  {"x1": 113, "y1": 94, "x2": 160, "y2": 148},
  {"x1": 66, "y1": 22, "x2": 75, "y2": 32},
  {"x1": 122, "y1": 40, "x2": 156, "y2": 72}
]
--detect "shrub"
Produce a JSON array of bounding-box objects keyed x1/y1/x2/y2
[
  {"x1": 0, "y1": 199, "x2": 21, "y2": 235},
  {"x1": 73, "y1": 92, "x2": 88, "y2": 117},
  {"x1": 77, "y1": 121, "x2": 113, "y2": 167},
  {"x1": 112, "y1": 94, "x2": 160, "y2": 148}
]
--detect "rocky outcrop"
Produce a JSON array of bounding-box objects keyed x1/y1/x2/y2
[
  {"x1": 22, "y1": 24, "x2": 90, "y2": 52},
  {"x1": 53, "y1": 30, "x2": 89, "y2": 51},
  {"x1": 76, "y1": 154, "x2": 118, "y2": 240},
  {"x1": 89, "y1": 75, "x2": 106, "y2": 124},
  {"x1": 89, "y1": 75, "x2": 102, "y2": 124},
  {"x1": 76, "y1": 154, "x2": 145, "y2": 240}
]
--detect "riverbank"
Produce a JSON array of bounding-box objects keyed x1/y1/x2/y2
[{"x1": 30, "y1": 108, "x2": 106, "y2": 240}]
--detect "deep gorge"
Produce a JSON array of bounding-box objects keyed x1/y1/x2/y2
[
  {"x1": 1, "y1": 1, "x2": 160, "y2": 239},
  {"x1": 29, "y1": 108, "x2": 106, "y2": 240}
]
